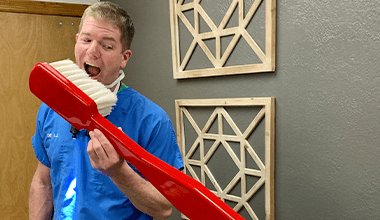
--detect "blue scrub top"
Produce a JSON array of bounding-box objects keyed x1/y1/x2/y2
[{"x1": 32, "y1": 87, "x2": 184, "y2": 220}]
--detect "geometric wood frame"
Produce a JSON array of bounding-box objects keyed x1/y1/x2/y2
[
  {"x1": 175, "y1": 98, "x2": 275, "y2": 220},
  {"x1": 169, "y1": 0, "x2": 276, "y2": 79}
]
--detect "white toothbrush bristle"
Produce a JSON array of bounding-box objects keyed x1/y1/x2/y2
[
  {"x1": 49, "y1": 59, "x2": 73, "y2": 68},
  {"x1": 49, "y1": 59, "x2": 117, "y2": 117}
]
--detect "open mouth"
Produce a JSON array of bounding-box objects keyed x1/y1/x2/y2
[{"x1": 84, "y1": 62, "x2": 101, "y2": 77}]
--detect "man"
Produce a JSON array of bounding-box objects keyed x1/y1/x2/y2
[{"x1": 29, "y1": 2, "x2": 183, "y2": 219}]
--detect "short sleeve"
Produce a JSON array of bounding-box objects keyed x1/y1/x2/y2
[
  {"x1": 144, "y1": 114, "x2": 184, "y2": 171},
  {"x1": 31, "y1": 104, "x2": 51, "y2": 168}
]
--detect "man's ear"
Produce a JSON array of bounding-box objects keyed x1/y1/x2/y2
[
  {"x1": 120, "y1": 50, "x2": 132, "y2": 68},
  {"x1": 76, "y1": 33, "x2": 79, "y2": 42}
]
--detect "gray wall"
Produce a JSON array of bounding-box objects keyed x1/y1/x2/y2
[{"x1": 112, "y1": 0, "x2": 380, "y2": 219}]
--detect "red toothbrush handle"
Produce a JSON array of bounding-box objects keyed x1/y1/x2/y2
[
  {"x1": 29, "y1": 62, "x2": 243, "y2": 219},
  {"x1": 89, "y1": 114, "x2": 244, "y2": 220}
]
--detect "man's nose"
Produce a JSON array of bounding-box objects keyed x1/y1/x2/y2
[{"x1": 87, "y1": 41, "x2": 101, "y2": 59}]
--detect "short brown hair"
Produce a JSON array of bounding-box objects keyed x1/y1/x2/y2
[{"x1": 79, "y1": 1, "x2": 135, "y2": 51}]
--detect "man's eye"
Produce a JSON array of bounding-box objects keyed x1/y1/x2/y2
[
  {"x1": 82, "y1": 38, "x2": 91, "y2": 43},
  {"x1": 104, "y1": 45, "x2": 113, "y2": 50}
]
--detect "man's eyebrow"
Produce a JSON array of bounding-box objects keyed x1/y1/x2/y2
[
  {"x1": 80, "y1": 32, "x2": 116, "y2": 42},
  {"x1": 102, "y1": 37, "x2": 117, "y2": 42}
]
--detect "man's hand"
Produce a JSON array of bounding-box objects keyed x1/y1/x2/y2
[
  {"x1": 87, "y1": 129, "x2": 125, "y2": 177},
  {"x1": 87, "y1": 129, "x2": 172, "y2": 219}
]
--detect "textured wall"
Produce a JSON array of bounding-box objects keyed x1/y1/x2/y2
[{"x1": 112, "y1": 0, "x2": 380, "y2": 219}]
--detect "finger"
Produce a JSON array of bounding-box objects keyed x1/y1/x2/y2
[
  {"x1": 92, "y1": 129, "x2": 118, "y2": 159},
  {"x1": 87, "y1": 139, "x2": 99, "y2": 166},
  {"x1": 89, "y1": 130, "x2": 109, "y2": 160},
  {"x1": 87, "y1": 138, "x2": 98, "y2": 160}
]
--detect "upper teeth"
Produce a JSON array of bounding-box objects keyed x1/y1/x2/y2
[{"x1": 86, "y1": 62, "x2": 99, "y2": 68}]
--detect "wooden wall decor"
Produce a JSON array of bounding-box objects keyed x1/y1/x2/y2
[
  {"x1": 175, "y1": 98, "x2": 275, "y2": 220},
  {"x1": 169, "y1": 0, "x2": 276, "y2": 79}
]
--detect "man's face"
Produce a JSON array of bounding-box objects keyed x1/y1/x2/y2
[{"x1": 75, "y1": 16, "x2": 131, "y2": 86}]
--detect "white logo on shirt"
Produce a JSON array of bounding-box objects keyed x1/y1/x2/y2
[{"x1": 47, "y1": 133, "x2": 59, "y2": 138}]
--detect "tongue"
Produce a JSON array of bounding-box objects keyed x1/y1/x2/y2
[{"x1": 87, "y1": 66, "x2": 100, "y2": 76}]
